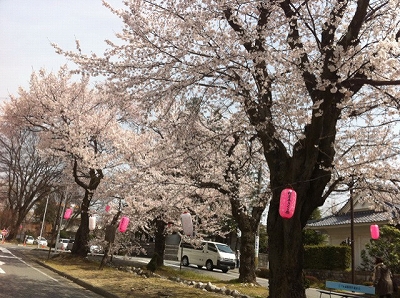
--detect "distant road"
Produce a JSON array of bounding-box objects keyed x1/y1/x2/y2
[
  {"x1": 107, "y1": 254, "x2": 266, "y2": 284},
  {"x1": 0, "y1": 244, "x2": 102, "y2": 298}
]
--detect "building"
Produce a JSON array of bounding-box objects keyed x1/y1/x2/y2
[{"x1": 307, "y1": 196, "x2": 400, "y2": 269}]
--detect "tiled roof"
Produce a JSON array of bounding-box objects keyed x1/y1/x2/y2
[{"x1": 307, "y1": 210, "x2": 393, "y2": 227}]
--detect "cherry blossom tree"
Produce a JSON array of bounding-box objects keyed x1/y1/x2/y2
[
  {"x1": 188, "y1": 133, "x2": 269, "y2": 282},
  {"x1": 55, "y1": 1, "x2": 400, "y2": 296},
  {"x1": 3, "y1": 67, "x2": 136, "y2": 257},
  {"x1": 98, "y1": 125, "x2": 232, "y2": 268},
  {"x1": 155, "y1": 102, "x2": 270, "y2": 281},
  {"x1": 138, "y1": 100, "x2": 270, "y2": 275}
]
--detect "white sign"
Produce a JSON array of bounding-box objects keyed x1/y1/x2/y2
[{"x1": 255, "y1": 235, "x2": 260, "y2": 257}]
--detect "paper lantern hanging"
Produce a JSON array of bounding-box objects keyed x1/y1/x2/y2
[
  {"x1": 64, "y1": 208, "x2": 73, "y2": 220},
  {"x1": 89, "y1": 216, "x2": 96, "y2": 231},
  {"x1": 118, "y1": 216, "x2": 130, "y2": 233},
  {"x1": 370, "y1": 224, "x2": 379, "y2": 240},
  {"x1": 279, "y1": 188, "x2": 297, "y2": 219},
  {"x1": 105, "y1": 205, "x2": 111, "y2": 212},
  {"x1": 180, "y1": 212, "x2": 193, "y2": 236}
]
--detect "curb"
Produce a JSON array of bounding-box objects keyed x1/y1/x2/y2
[{"x1": 36, "y1": 260, "x2": 119, "y2": 298}]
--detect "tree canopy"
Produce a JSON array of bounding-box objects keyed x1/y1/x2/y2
[
  {"x1": 54, "y1": 1, "x2": 400, "y2": 296},
  {"x1": 360, "y1": 225, "x2": 400, "y2": 273},
  {"x1": 3, "y1": 1, "x2": 400, "y2": 297}
]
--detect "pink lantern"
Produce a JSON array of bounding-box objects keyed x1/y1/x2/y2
[
  {"x1": 279, "y1": 188, "x2": 297, "y2": 219},
  {"x1": 64, "y1": 208, "x2": 73, "y2": 220},
  {"x1": 105, "y1": 205, "x2": 111, "y2": 212},
  {"x1": 181, "y1": 212, "x2": 193, "y2": 236},
  {"x1": 118, "y1": 216, "x2": 130, "y2": 233},
  {"x1": 89, "y1": 216, "x2": 96, "y2": 231},
  {"x1": 370, "y1": 224, "x2": 379, "y2": 240}
]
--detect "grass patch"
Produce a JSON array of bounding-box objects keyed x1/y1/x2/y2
[
  {"x1": 39, "y1": 254, "x2": 269, "y2": 298},
  {"x1": 214, "y1": 279, "x2": 268, "y2": 298},
  {"x1": 156, "y1": 265, "x2": 221, "y2": 282},
  {"x1": 156, "y1": 266, "x2": 268, "y2": 297}
]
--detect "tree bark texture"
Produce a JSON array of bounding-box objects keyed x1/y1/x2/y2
[
  {"x1": 267, "y1": 197, "x2": 306, "y2": 297},
  {"x1": 153, "y1": 218, "x2": 167, "y2": 267},
  {"x1": 237, "y1": 223, "x2": 257, "y2": 283},
  {"x1": 71, "y1": 189, "x2": 91, "y2": 257},
  {"x1": 71, "y1": 164, "x2": 104, "y2": 257},
  {"x1": 99, "y1": 210, "x2": 121, "y2": 270},
  {"x1": 231, "y1": 197, "x2": 264, "y2": 283}
]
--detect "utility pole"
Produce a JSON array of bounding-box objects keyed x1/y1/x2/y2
[
  {"x1": 38, "y1": 196, "x2": 49, "y2": 249},
  {"x1": 255, "y1": 166, "x2": 262, "y2": 269},
  {"x1": 55, "y1": 192, "x2": 67, "y2": 253},
  {"x1": 350, "y1": 178, "x2": 355, "y2": 284}
]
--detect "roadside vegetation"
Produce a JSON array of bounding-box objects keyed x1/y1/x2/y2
[{"x1": 39, "y1": 254, "x2": 270, "y2": 298}]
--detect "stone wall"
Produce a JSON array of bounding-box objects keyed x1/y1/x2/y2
[{"x1": 304, "y1": 269, "x2": 374, "y2": 284}]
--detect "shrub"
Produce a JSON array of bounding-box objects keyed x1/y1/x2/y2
[
  {"x1": 304, "y1": 245, "x2": 350, "y2": 270},
  {"x1": 359, "y1": 225, "x2": 400, "y2": 273},
  {"x1": 256, "y1": 267, "x2": 269, "y2": 279}
]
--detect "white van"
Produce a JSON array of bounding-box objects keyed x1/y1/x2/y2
[
  {"x1": 177, "y1": 241, "x2": 236, "y2": 273},
  {"x1": 57, "y1": 238, "x2": 69, "y2": 250}
]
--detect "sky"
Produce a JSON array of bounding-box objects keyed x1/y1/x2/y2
[{"x1": 0, "y1": 0, "x2": 124, "y2": 101}]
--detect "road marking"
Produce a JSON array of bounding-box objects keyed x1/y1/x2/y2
[
  {"x1": 0, "y1": 260, "x2": 5, "y2": 274},
  {"x1": 16, "y1": 257, "x2": 59, "y2": 281},
  {"x1": 0, "y1": 255, "x2": 17, "y2": 259},
  {"x1": 0, "y1": 247, "x2": 11, "y2": 254},
  {"x1": 3, "y1": 249, "x2": 59, "y2": 282}
]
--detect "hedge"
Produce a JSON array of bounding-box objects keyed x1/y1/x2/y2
[{"x1": 304, "y1": 245, "x2": 351, "y2": 270}]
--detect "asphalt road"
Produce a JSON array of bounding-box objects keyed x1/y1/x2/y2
[{"x1": 0, "y1": 245, "x2": 102, "y2": 298}]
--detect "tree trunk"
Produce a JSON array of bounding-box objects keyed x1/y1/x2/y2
[
  {"x1": 153, "y1": 218, "x2": 167, "y2": 267},
  {"x1": 263, "y1": 171, "x2": 335, "y2": 298},
  {"x1": 267, "y1": 190, "x2": 307, "y2": 298},
  {"x1": 99, "y1": 211, "x2": 121, "y2": 270},
  {"x1": 71, "y1": 165, "x2": 103, "y2": 258},
  {"x1": 231, "y1": 200, "x2": 264, "y2": 283},
  {"x1": 99, "y1": 242, "x2": 112, "y2": 270},
  {"x1": 71, "y1": 190, "x2": 91, "y2": 257},
  {"x1": 237, "y1": 221, "x2": 257, "y2": 283},
  {"x1": 8, "y1": 208, "x2": 30, "y2": 241},
  {"x1": 8, "y1": 220, "x2": 21, "y2": 240}
]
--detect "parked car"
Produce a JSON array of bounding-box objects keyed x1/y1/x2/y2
[
  {"x1": 177, "y1": 241, "x2": 236, "y2": 273},
  {"x1": 25, "y1": 236, "x2": 34, "y2": 245},
  {"x1": 34, "y1": 237, "x2": 48, "y2": 247},
  {"x1": 56, "y1": 238, "x2": 69, "y2": 250},
  {"x1": 90, "y1": 245, "x2": 103, "y2": 255},
  {"x1": 66, "y1": 239, "x2": 75, "y2": 251}
]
